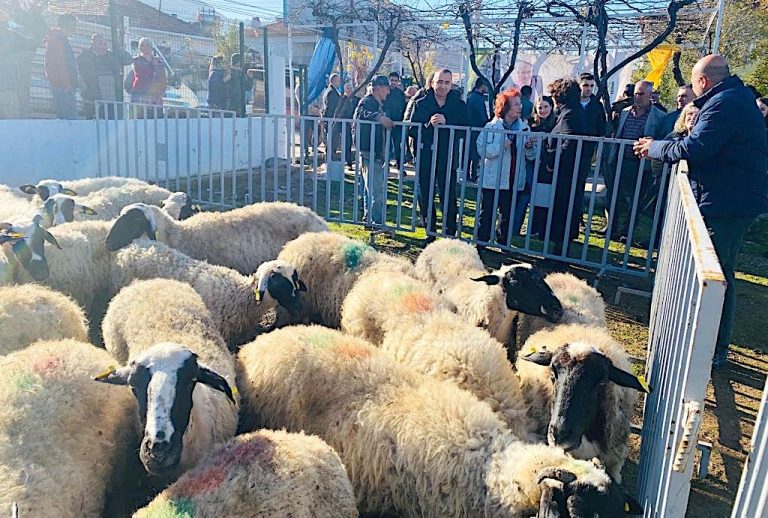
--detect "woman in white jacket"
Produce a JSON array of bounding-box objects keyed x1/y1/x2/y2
[{"x1": 476, "y1": 88, "x2": 536, "y2": 247}]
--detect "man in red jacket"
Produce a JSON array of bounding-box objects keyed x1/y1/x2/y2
[{"x1": 44, "y1": 14, "x2": 78, "y2": 119}]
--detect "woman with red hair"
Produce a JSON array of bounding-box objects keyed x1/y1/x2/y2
[{"x1": 476, "y1": 88, "x2": 535, "y2": 248}]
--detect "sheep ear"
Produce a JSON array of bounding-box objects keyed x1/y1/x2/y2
[
  {"x1": 60, "y1": 188, "x2": 78, "y2": 196},
  {"x1": 197, "y1": 365, "x2": 236, "y2": 405},
  {"x1": 471, "y1": 274, "x2": 501, "y2": 286},
  {"x1": 80, "y1": 205, "x2": 97, "y2": 216},
  {"x1": 93, "y1": 365, "x2": 131, "y2": 385},
  {"x1": 292, "y1": 270, "x2": 307, "y2": 292},
  {"x1": 297, "y1": 279, "x2": 307, "y2": 292},
  {"x1": 43, "y1": 229, "x2": 61, "y2": 249},
  {"x1": 608, "y1": 366, "x2": 652, "y2": 393},
  {"x1": 19, "y1": 184, "x2": 38, "y2": 195},
  {"x1": 522, "y1": 349, "x2": 553, "y2": 366}
]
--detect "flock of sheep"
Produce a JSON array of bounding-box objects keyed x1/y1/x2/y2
[{"x1": 0, "y1": 176, "x2": 651, "y2": 517}]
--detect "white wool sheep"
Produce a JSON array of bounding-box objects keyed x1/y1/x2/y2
[
  {"x1": 19, "y1": 176, "x2": 148, "y2": 201},
  {"x1": 40, "y1": 184, "x2": 175, "y2": 225},
  {"x1": 0, "y1": 339, "x2": 139, "y2": 517},
  {"x1": 236, "y1": 325, "x2": 642, "y2": 518},
  {"x1": 0, "y1": 185, "x2": 37, "y2": 223},
  {"x1": 516, "y1": 324, "x2": 648, "y2": 482},
  {"x1": 518, "y1": 272, "x2": 607, "y2": 343},
  {"x1": 133, "y1": 429, "x2": 358, "y2": 518},
  {"x1": 105, "y1": 201, "x2": 328, "y2": 275},
  {"x1": 99, "y1": 278, "x2": 238, "y2": 478},
  {"x1": 158, "y1": 191, "x2": 198, "y2": 220},
  {"x1": 414, "y1": 239, "x2": 563, "y2": 349},
  {"x1": 1, "y1": 220, "x2": 114, "y2": 322},
  {"x1": 0, "y1": 284, "x2": 88, "y2": 356},
  {"x1": 340, "y1": 269, "x2": 531, "y2": 436},
  {"x1": 276, "y1": 231, "x2": 415, "y2": 327},
  {"x1": 110, "y1": 241, "x2": 307, "y2": 349}
]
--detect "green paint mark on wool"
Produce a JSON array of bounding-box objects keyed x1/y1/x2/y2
[
  {"x1": 389, "y1": 284, "x2": 418, "y2": 298},
  {"x1": 3, "y1": 372, "x2": 43, "y2": 393},
  {"x1": 342, "y1": 242, "x2": 372, "y2": 270},
  {"x1": 566, "y1": 294, "x2": 581, "y2": 305},
  {"x1": 302, "y1": 329, "x2": 337, "y2": 349},
  {"x1": 142, "y1": 498, "x2": 196, "y2": 518},
  {"x1": 445, "y1": 246, "x2": 466, "y2": 256}
]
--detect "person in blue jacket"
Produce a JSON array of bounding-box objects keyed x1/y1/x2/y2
[{"x1": 634, "y1": 54, "x2": 768, "y2": 368}]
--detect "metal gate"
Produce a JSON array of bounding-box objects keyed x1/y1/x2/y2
[
  {"x1": 730, "y1": 376, "x2": 768, "y2": 517},
  {"x1": 637, "y1": 165, "x2": 726, "y2": 517}
]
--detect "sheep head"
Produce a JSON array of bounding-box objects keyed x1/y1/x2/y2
[
  {"x1": 105, "y1": 203, "x2": 164, "y2": 251},
  {"x1": 19, "y1": 180, "x2": 77, "y2": 200},
  {"x1": 41, "y1": 194, "x2": 97, "y2": 227},
  {"x1": 471, "y1": 262, "x2": 564, "y2": 322},
  {"x1": 255, "y1": 259, "x2": 307, "y2": 316},
  {"x1": 522, "y1": 342, "x2": 651, "y2": 453},
  {"x1": 0, "y1": 217, "x2": 60, "y2": 281},
  {"x1": 94, "y1": 342, "x2": 235, "y2": 476}
]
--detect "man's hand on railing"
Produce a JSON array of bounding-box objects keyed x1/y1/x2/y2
[
  {"x1": 429, "y1": 113, "x2": 446, "y2": 127},
  {"x1": 378, "y1": 114, "x2": 394, "y2": 130},
  {"x1": 634, "y1": 137, "x2": 654, "y2": 158}
]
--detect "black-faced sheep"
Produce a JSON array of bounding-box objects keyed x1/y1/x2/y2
[
  {"x1": 132, "y1": 429, "x2": 358, "y2": 518},
  {"x1": 104, "y1": 201, "x2": 328, "y2": 275},
  {"x1": 518, "y1": 273, "x2": 607, "y2": 343},
  {"x1": 415, "y1": 239, "x2": 563, "y2": 352},
  {"x1": 98, "y1": 279, "x2": 238, "y2": 478},
  {"x1": 0, "y1": 339, "x2": 139, "y2": 517},
  {"x1": 516, "y1": 324, "x2": 651, "y2": 482},
  {"x1": 236, "y1": 325, "x2": 643, "y2": 518},
  {"x1": 0, "y1": 284, "x2": 88, "y2": 356},
  {"x1": 110, "y1": 241, "x2": 307, "y2": 348}
]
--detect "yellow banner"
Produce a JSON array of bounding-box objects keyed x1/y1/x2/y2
[{"x1": 645, "y1": 44, "x2": 679, "y2": 91}]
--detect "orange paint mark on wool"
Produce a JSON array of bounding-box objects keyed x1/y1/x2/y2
[
  {"x1": 334, "y1": 339, "x2": 372, "y2": 359},
  {"x1": 31, "y1": 355, "x2": 63, "y2": 377},
  {"x1": 171, "y1": 437, "x2": 275, "y2": 497},
  {"x1": 401, "y1": 292, "x2": 433, "y2": 313}
]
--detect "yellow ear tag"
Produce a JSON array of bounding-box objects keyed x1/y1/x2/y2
[
  {"x1": 637, "y1": 375, "x2": 651, "y2": 393},
  {"x1": 529, "y1": 345, "x2": 537, "y2": 355},
  {"x1": 624, "y1": 502, "x2": 630, "y2": 512},
  {"x1": 254, "y1": 290, "x2": 261, "y2": 301},
  {"x1": 95, "y1": 365, "x2": 116, "y2": 380},
  {"x1": 231, "y1": 385, "x2": 239, "y2": 398}
]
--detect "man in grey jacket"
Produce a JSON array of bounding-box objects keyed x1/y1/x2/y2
[{"x1": 602, "y1": 80, "x2": 665, "y2": 240}]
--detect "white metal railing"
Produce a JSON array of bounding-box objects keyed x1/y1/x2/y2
[
  {"x1": 637, "y1": 163, "x2": 726, "y2": 517},
  {"x1": 95, "y1": 101, "x2": 668, "y2": 276},
  {"x1": 730, "y1": 376, "x2": 768, "y2": 517}
]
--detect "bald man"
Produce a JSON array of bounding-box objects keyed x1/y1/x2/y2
[{"x1": 634, "y1": 54, "x2": 768, "y2": 368}]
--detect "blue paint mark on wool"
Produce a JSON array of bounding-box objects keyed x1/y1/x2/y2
[{"x1": 342, "y1": 242, "x2": 372, "y2": 270}]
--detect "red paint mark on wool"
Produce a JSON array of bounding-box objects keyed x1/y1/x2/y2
[
  {"x1": 334, "y1": 339, "x2": 372, "y2": 359},
  {"x1": 401, "y1": 292, "x2": 433, "y2": 313},
  {"x1": 31, "y1": 356, "x2": 62, "y2": 377},
  {"x1": 171, "y1": 437, "x2": 275, "y2": 497}
]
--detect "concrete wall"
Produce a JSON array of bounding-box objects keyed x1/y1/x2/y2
[{"x1": 0, "y1": 115, "x2": 292, "y2": 187}]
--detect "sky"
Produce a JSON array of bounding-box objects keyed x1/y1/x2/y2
[{"x1": 144, "y1": 0, "x2": 285, "y2": 22}]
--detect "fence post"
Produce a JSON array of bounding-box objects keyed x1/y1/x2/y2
[{"x1": 239, "y1": 21, "x2": 246, "y2": 117}]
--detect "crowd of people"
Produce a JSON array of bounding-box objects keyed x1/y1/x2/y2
[{"x1": 309, "y1": 54, "x2": 767, "y2": 367}]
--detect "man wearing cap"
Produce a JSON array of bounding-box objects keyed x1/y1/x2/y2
[
  {"x1": 353, "y1": 75, "x2": 393, "y2": 226},
  {"x1": 407, "y1": 68, "x2": 467, "y2": 241}
]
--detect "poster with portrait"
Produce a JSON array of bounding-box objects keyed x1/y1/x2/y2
[{"x1": 474, "y1": 50, "x2": 635, "y2": 103}]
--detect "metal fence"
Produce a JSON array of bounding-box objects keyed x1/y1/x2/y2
[
  {"x1": 730, "y1": 376, "x2": 768, "y2": 517},
  {"x1": 636, "y1": 165, "x2": 726, "y2": 517},
  {"x1": 95, "y1": 101, "x2": 669, "y2": 276}
]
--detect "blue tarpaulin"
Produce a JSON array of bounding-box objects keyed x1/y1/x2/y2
[{"x1": 305, "y1": 27, "x2": 337, "y2": 105}]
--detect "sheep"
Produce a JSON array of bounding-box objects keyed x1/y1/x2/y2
[
  {"x1": 0, "y1": 284, "x2": 88, "y2": 356},
  {"x1": 104, "y1": 201, "x2": 329, "y2": 275},
  {"x1": 19, "y1": 176, "x2": 148, "y2": 201},
  {"x1": 276, "y1": 231, "x2": 415, "y2": 327},
  {"x1": 0, "y1": 185, "x2": 38, "y2": 223},
  {"x1": 236, "y1": 325, "x2": 643, "y2": 518},
  {"x1": 133, "y1": 429, "x2": 358, "y2": 518},
  {"x1": 0, "y1": 339, "x2": 140, "y2": 517},
  {"x1": 518, "y1": 273, "x2": 607, "y2": 343},
  {"x1": 516, "y1": 324, "x2": 651, "y2": 482},
  {"x1": 158, "y1": 191, "x2": 200, "y2": 220},
  {"x1": 340, "y1": 268, "x2": 532, "y2": 436},
  {"x1": 98, "y1": 278, "x2": 238, "y2": 479},
  {"x1": 414, "y1": 239, "x2": 563, "y2": 353},
  {"x1": 110, "y1": 240, "x2": 307, "y2": 349}
]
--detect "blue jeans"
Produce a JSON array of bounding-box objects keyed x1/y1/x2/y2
[
  {"x1": 360, "y1": 152, "x2": 387, "y2": 225},
  {"x1": 53, "y1": 88, "x2": 77, "y2": 119}
]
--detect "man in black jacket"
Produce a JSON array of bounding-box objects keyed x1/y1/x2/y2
[
  {"x1": 323, "y1": 73, "x2": 342, "y2": 160},
  {"x1": 383, "y1": 72, "x2": 407, "y2": 167},
  {"x1": 465, "y1": 78, "x2": 490, "y2": 182},
  {"x1": 657, "y1": 84, "x2": 694, "y2": 138},
  {"x1": 634, "y1": 54, "x2": 768, "y2": 368},
  {"x1": 577, "y1": 73, "x2": 607, "y2": 226},
  {"x1": 407, "y1": 68, "x2": 467, "y2": 240},
  {"x1": 354, "y1": 76, "x2": 393, "y2": 226}
]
